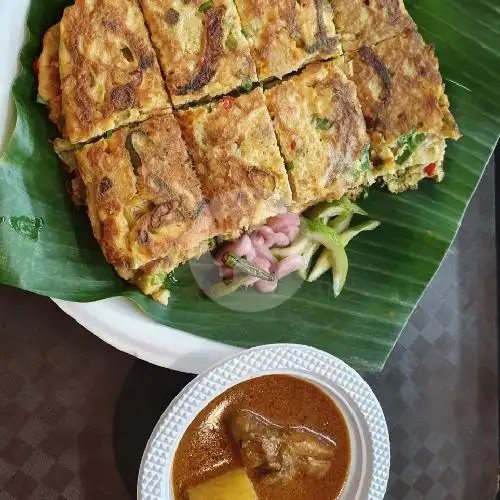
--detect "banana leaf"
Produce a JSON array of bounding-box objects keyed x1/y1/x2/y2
[{"x1": 0, "y1": 0, "x2": 499, "y2": 372}]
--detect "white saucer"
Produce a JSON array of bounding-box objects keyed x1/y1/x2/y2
[{"x1": 138, "y1": 344, "x2": 390, "y2": 500}]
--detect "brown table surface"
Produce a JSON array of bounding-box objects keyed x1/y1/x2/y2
[{"x1": 0, "y1": 162, "x2": 497, "y2": 500}]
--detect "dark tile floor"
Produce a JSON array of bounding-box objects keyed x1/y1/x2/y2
[{"x1": 366, "y1": 160, "x2": 498, "y2": 499}]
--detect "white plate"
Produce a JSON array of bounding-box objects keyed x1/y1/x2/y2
[
  {"x1": 138, "y1": 344, "x2": 391, "y2": 500},
  {"x1": 0, "y1": 0, "x2": 237, "y2": 374},
  {"x1": 54, "y1": 298, "x2": 240, "y2": 372}
]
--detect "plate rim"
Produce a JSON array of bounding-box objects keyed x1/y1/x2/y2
[{"x1": 53, "y1": 297, "x2": 241, "y2": 374}]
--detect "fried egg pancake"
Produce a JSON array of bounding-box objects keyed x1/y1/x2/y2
[
  {"x1": 75, "y1": 114, "x2": 215, "y2": 298},
  {"x1": 234, "y1": 0, "x2": 342, "y2": 81},
  {"x1": 59, "y1": 0, "x2": 171, "y2": 144},
  {"x1": 177, "y1": 88, "x2": 292, "y2": 236},
  {"x1": 345, "y1": 32, "x2": 460, "y2": 181},
  {"x1": 382, "y1": 137, "x2": 446, "y2": 193},
  {"x1": 139, "y1": 0, "x2": 257, "y2": 107},
  {"x1": 38, "y1": 24, "x2": 64, "y2": 134},
  {"x1": 266, "y1": 61, "x2": 370, "y2": 210},
  {"x1": 333, "y1": 0, "x2": 417, "y2": 51}
]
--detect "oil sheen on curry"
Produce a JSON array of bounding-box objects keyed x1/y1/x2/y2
[{"x1": 172, "y1": 375, "x2": 350, "y2": 500}]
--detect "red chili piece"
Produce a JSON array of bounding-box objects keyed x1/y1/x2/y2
[
  {"x1": 290, "y1": 140, "x2": 297, "y2": 151},
  {"x1": 424, "y1": 163, "x2": 437, "y2": 177},
  {"x1": 222, "y1": 97, "x2": 236, "y2": 110}
]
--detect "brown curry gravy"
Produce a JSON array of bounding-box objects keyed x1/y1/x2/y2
[{"x1": 172, "y1": 375, "x2": 351, "y2": 500}]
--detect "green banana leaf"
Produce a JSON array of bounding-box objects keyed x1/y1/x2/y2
[{"x1": 0, "y1": 0, "x2": 499, "y2": 372}]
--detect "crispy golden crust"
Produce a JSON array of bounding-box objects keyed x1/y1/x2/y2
[
  {"x1": 266, "y1": 61, "x2": 370, "y2": 209},
  {"x1": 347, "y1": 32, "x2": 460, "y2": 145},
  {"x1": 38, "y1": 24, "x2": 64, "y2": 133},
  {"x1": 139, "y1": 0, "x2": 257, "y2": 107},
  {"x1": 234, "y1": 0, "x2": 342, "y2": 80},
  {"x1": 132, "y1": 246, "x2": 206, "y2": 299},
  {"x1": 59, "y1": 0, "x2": 171, "y2": 144},
  {"x1": 177, "y1": 88, "x2": 292, "y2": 235},
  {"x1": 75, "y1": 114, "x2": 215, "y2": 281},
  {"x1": 333, "y1": 0, "x2": 417, "y2": 51}
]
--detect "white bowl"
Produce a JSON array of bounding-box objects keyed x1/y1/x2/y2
[{"x1": 138, "y1": 344, "x2": 390, "y2": 500}]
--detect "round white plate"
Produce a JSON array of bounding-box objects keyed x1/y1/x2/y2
[
  {"x1": 139, "y1": 344, "x2": 390, "y2": 500},
  {"x1": 54, "y1": 298, "x2": 240, "y2": 372},
  {"x1": 0, "y1": 0, "x2": 237, "y2": 374}
]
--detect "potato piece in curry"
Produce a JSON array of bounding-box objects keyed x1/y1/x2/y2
[
  {"x1": 187, "y1": 469, "x2": 258, "y2": 500},
  {"x1": 233, "y1": 0, "x2": 342, "y2": 81},
  {"x1": 59, "y1": 0, "x2": 171, "y2": 144},
  {"x1": 177, "y1": 88, "x2": 292, "y2": 238},
  {"x1": 75, "y1": 114, "x2": 216, "y2": 303},
  {"x1": 345, "y1": 31, "x2": 461, "y2": 192},
  {"x1": 139, "y1": 0, "x2": 257, "y2": 107},
  {"x1": 265, "y1": 61, "x2": 371, "y2": 211}
]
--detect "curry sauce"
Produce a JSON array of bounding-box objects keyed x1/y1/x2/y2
[{"x1": 172, "y1": 374, "x2": 350, "y2": 500}]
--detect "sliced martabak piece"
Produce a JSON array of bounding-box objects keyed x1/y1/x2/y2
[
  {"x1": 177, "y1": 88, "x2": 292, "y2": 237},
  {"x1": 344, "y1": 31, "x2": 461, "y2": 192},
  {"x1": 234, "y1": 0, "x2": 342, "y2": 81},
  {"x1": 266, "y1": 61, "x2": 371, "y2": 210},
  {"x1": 75, "y1": 114, "x2": 215, "y2": 302},
  {"x1": 59, "y1": 0, "x2": 171, "y2": 144},
  {"x1": 37, "y1": 24, "x2": 65, "y2": 135},
  {"x1": 333, "y1": 0, "x2": 417, "y2": 52},
  {"x1": 139, "y1": 0, "x2": 257, "y2": 107}
]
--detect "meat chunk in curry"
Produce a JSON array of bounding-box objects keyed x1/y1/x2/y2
[{"x1": 229, "y1": 409, "x2": 336, "y2": 483}]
